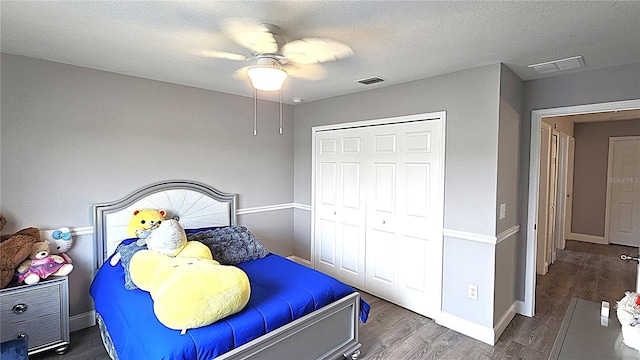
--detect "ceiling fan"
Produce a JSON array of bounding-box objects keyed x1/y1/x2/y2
[{"x1": 205, "y1": 18, "x2": 354, "y2": 92}]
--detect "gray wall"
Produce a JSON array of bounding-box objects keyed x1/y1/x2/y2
[
  {"x1": 294, "y1": 64, "x2": 501, "y2": 237},
  {"x1": 494, "y1": 64, "x2": 523, "y2": 323},
  {"x1": 517, "y1": 62, "x2": 640, "y2": 300},
  {"x1": 571, "y1": 119, "x2": 640, "y2": 236},
  {"x1": 1, "y1": 54, "x2": 295, "y2": 319},
  {"x1": 497, "y1": 65, "x2": 522, "y2": 234}
]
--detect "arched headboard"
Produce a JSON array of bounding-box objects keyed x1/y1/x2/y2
[{"x1": 93, "y1": 180, "x2": 237, "y2": 268}]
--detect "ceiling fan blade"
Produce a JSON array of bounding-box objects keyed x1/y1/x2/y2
[
  {"x1": 282, "y1": 62, "x2": 327, "y2": 81},
  {"x1": 233, "y1": 66, "x2": 251, "y2": 80},
  {"x1": 201, "y1": 50, "x2": 247, "y2": 61},
  {"x1": 281, "y1": 37, "x2": 353, "y2": 65},
  {"x1": 222, "y1": 18, "x2": 278, "y2": 55}
]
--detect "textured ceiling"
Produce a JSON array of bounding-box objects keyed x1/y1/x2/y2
[{"x1": 1, "y1": 1, "x2": 639, "y2": 104}]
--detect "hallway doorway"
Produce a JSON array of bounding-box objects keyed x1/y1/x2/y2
[{"x1": 524, "y1": 99, "x2": 640, "y2": 317}]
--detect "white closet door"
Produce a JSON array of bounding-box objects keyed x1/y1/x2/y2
[
  {"x1": 314, "y1": 128, "x2": 367, "y2": 288},
  {"x1": 314, "y1": 116, "x2": 444, "y2": 320},
  {"x1": 365, "y1": 120, "x2": 443, "y2": 319}
]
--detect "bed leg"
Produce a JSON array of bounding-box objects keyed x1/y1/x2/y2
[{"x1": 349, "y1": 349, "x2": 361, "y2": 360}]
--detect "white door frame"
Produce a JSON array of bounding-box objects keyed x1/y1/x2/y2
[
  {"x1": 556, "y1": 132, "x2": 572, "y2": 251},
  {"x1": 563, "y1": 136, "x2": 576, "y2": 251},
  {"x1": 524, "y1": 99, "x2": 640, "y2": 317}
]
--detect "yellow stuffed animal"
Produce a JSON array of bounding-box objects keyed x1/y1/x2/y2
[
  {"x1": 126, "y1": 209, "x2": 166, "y2": 244},
  {"x1": 110, "y1": 208, "x2": 168, "y2": 267},
  {"x1": 129, "y1": 241, "x2": 251, "y2": 334}
]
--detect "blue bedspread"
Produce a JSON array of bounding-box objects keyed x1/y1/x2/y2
[{"x1": 90, "y1": 252, "x2": 368, "y2": 359}]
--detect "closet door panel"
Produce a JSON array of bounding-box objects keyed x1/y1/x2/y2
[
  {"x1": 366, "y1": 129, "x2": 402, "y2": 302},
  {"x1": 340, "y1": 223, "x2": 361, "y2": 275},
  {"x1": 317, "y1": 219, "x2": 337, "y2": 266},
  {"x1": 316, "y1": 159, "x2": 338, "y2": 271},
  {"x1": 336, "y1": 130, "x2": 367, "y2": 288},
  {"x1": 365, "y1": 228, "x2": 397, "y2": 300},
  {"x1": 315, "y1": 133, "x2": 339, "y2": 276},
  {"x1": 367, "y1": 121, "x2": 443, "y2": 319},
  {"x1": 339, "y1": 161, "x2": 365, "y2": 285},
  {"x1": 399, "y1": 123, "x2": 443, "y2": 318},
  {"x1": 400, "y1": 235, "x2": 428, "y2": 291},
  {"x1": 319, "y1": 162, "x2": 337, "y2": 206},
  {"x1": 314, "y1": 130, "x2": 366, "y2": 289},
  {"x1": 405, "y1": 163, "x2": 430, "y2": 222},
  {"x1": 373, "y1": 163, "x2": 396, "y2": 213}
]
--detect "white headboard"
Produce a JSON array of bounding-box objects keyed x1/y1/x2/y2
[{"x1": 93, "y1": 180, "x2": 237, "y2": 268}]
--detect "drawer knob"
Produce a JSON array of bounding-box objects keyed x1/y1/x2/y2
[
  {"x1": 12, "y1": 303, "x2": 28, "y2": 314},
  {"x1": 16, "y1": 332, "x2": 28, "y2": 339}
]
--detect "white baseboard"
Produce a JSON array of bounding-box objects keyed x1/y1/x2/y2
[
  {"x1": 567, "y1": 232, "x2": 607, "y2": 245},
  {"x1": 494, "y1": 302, "x2": 517, "y2": 342},
  {"x1": 286, "y1": 255, "x2": 312, "y2": 267},
  {"x1": 70, "y1": 310, "x2": 96, "y2": 332},
  {"x1": 437, "y1": 302, "x2": 516, "y2": 346},
  {"x1": 516, "y1": 300, "x2": 532, "y2": 317},
  {"x1": 437, "y1": 311, "x2": 495, "y2": 345}
]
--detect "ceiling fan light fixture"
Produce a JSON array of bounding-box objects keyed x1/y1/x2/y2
[{"x1": 247, "y1": 65, "x2": 288, "y2": 91}]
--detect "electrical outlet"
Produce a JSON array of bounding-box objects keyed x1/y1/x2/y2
[
  {"x1": 499, "y1": 203, "x2": 506, "y2": 220},
  {"x1": 468, "y1": 284, "x2": 478, "y2": 300}
]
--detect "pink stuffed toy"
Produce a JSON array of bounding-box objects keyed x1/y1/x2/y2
[{"x1": 17, "y1": 241, "x2": 73, "y2": 285}]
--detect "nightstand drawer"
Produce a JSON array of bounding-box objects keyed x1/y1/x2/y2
[
  {"x1": 0, "y1": 277, "x2": 69, "y2": 355},
  {"x1": 0, "y1": 313, "x2": 62, "y2": 349},
  {"x1": 0, "y1": 284, "x2": 61, "y2": 324}
]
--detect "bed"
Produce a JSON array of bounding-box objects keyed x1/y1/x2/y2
[{"x1": 89, "y1": 180, "x2": 366, "y2": 360}]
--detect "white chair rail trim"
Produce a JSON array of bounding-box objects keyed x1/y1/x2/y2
[
  {"x1": 443, "y1": 225, "x2": 520, "y2": 245},
  {"x1": 236, "y1": 202, "x2": 311, "y2": 215},
  {"x1": 67, "y1": 203, "x2": 311, "y2": 236}
]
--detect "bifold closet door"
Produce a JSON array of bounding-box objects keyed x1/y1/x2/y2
[
  {"x1": 314, "y1": 118, "x2": 444, "y2": 320},
  {"x1": 314, "y1": 128, "x2": 367, "y2": 288},
  {"x1": 364, "y1": 120, "x2": 443, "y2": 319}
]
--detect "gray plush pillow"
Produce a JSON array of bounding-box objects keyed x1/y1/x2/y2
[
  {"x1": 186, "y1": 226, "x2": 268, "y2": 265},
  {"x1": 114, "y1": 241, "x2": 147, "y2": 290}
]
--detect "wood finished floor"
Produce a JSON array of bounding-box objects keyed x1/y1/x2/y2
[{"x1": 31, "y1": 240, "x2": 638, "y2": 360}]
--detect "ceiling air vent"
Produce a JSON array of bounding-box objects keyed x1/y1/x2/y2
[
  {"x1": 356, "y1": 76, "x2": 385, "y2": 85},
  {"x1": 529, "y1": 56, "x2": 585, "y2": 74}
]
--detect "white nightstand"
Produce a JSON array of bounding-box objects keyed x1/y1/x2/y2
[{"x1": 0, "y1": 276, "x2": 70, "y2": 355}]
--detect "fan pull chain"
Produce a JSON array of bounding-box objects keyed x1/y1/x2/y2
[
  {"x1": 252, "y1": 88, "x2": 284, "y2": 136},
  {"x1": 279, "y1": 89, "x2": 283, "y2": 134},
  {"x1": 253, "y1": 88, "x2": 257, "y2": 136}
]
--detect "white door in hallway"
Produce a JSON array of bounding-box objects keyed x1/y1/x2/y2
[
  {"x1": 608, "y1": 137, "x2": 640, "y2": 247},
  {"x1": 537, "y1": 122, "x2": 552, "y2": 275}
]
